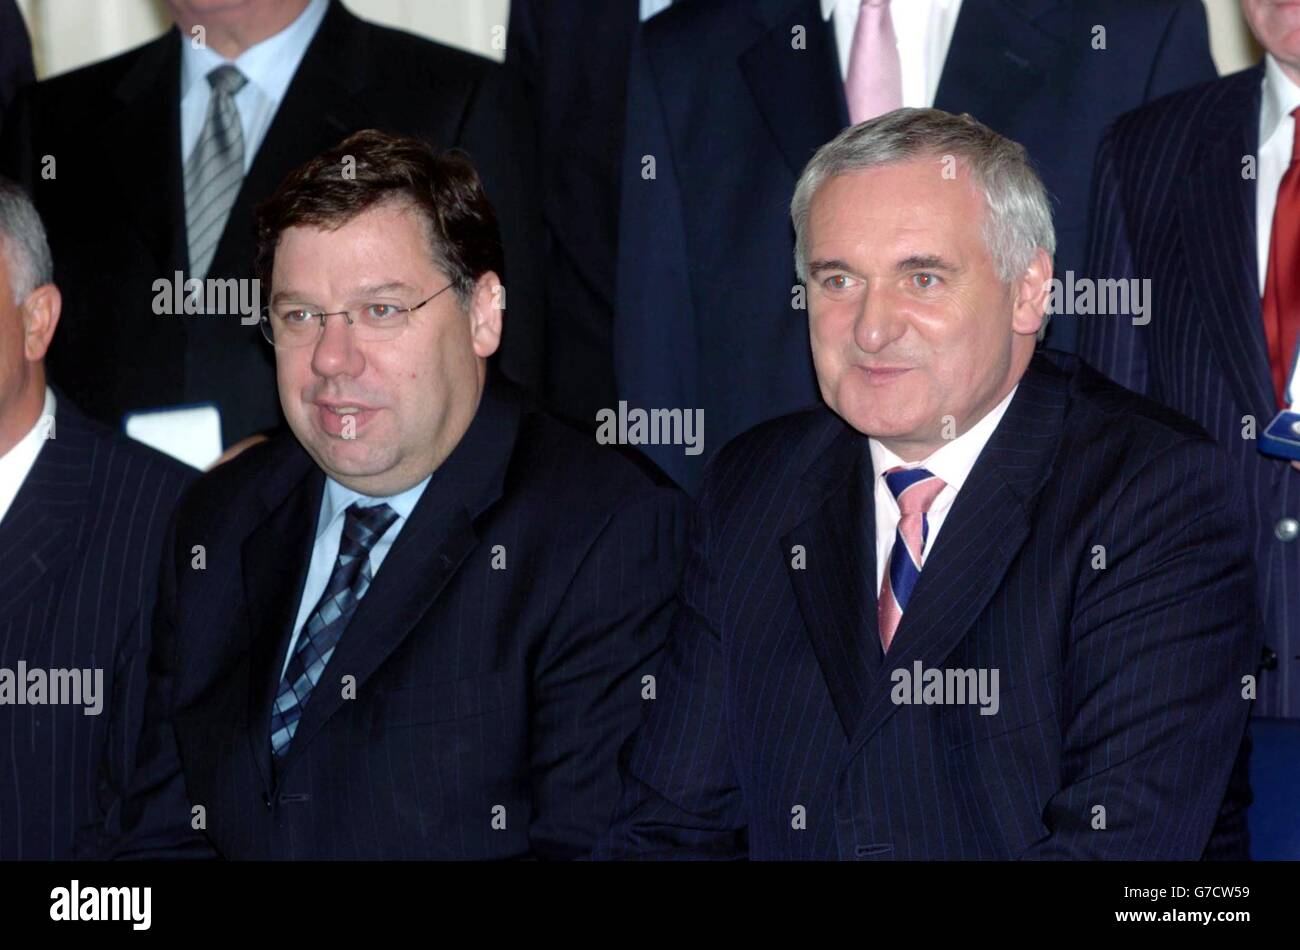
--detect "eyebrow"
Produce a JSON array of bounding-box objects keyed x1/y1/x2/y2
[
  {"x1": 806, "y1": 255, "x2": 959, "y2": 277},
  {"x1": 270, "y1": 281, "x2": 419, "y2": 306}
]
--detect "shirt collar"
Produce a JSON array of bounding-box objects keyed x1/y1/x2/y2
[
  {"x1": 1261, "y1": 54, "x2": 1300, "y2": 149},
  {"x1": 180, "y1": 0, "x2": 329, "y2": 103},
  {"x1": 822, "y1": 0, "x2": 953, "y2": 20},
  {"x1": 317, "y1": 472, "x2": 431, "y2": 541},
  {"x1": 869, "y1": 382, "x2": 1017, "y2": 496}
]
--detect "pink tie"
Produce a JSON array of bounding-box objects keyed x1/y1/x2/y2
[
  {"x1": 845, "y1": 0, "x2": 902, "y2": 125},
  {"x1": 877, "y1": 467, "x2": 946, "y2": 653}
]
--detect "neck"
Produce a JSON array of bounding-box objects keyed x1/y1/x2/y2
[
  {"x1": 0, "y1": 375, "x2": 46, "y2": 460},
  {"x1": 173, "y1": 0, "x2": 313, "y2": 60}
]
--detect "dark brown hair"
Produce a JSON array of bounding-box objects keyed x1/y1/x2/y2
[{"x1": 254, "y1": 129, "x2": 504, "y2": 307}]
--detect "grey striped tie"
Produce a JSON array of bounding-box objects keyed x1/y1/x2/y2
[{"x1": 184, "y1": 65, "x2": 247, "y2": 281}]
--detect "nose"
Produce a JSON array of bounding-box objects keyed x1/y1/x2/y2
[
  {"x1": 309, "y1": 312, "x2": 366, "y2": 380},
  {"x1": 852, "y1": 281, "x2": 906, "y2": 354}
]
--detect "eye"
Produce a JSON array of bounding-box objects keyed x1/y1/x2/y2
[
  {"x1": 281, "y1": 309, "x2": 314, "y2": 324},
  {"x1": 821, "y1": 274, "x2": 854, "y2": 292},
  {"x1": 364, "y1": 303, "x2": 399, "y2": 320},
  {"x1": 911, "y1": 273, "x2": 940, "y2": 290}
]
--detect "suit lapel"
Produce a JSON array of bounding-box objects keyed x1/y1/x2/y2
[
  {"x1": 0, "y1": 395, "x2": 90, "y2": 632},
  {"x1": 934, "y1": 0, "x2": 1064, "y2": 125},
  {"x1": 241, "y1": 442, "x2": 322, "y2": 797},
  {"x1": 842, "y1": 354, "x2": 1067, "y2": 760},
  {"x1": 107, "y1": 33, "x2": 187, "y2": 277},
  {"x1": 783, "y1": 422, "x2": 880, "y2": 737},
  {"x1": 271, "y1": 374, "x2": 522, "y2": 781},
  {"x1": 1177, "y1": 67, "x2": 1272, "y2": 422},
  {"x1": 737, "y1": 0, "x2": 847, "y2": 178}
]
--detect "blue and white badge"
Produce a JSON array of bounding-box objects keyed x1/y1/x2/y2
[{"x1": 1260, "y1": 336, "x2": 1300, "y2": 461}]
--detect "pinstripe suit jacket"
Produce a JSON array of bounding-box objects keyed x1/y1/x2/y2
[
  {"x1": 0, "y1": 392, "x2": 194, "y2": 858},
  {"x1": 1077, "y1": 65, "x2": 1297, "y2": 721},
  {"x1": 596, "y1": 352, "x2": 1259, "y2": 859},
  {"x1": 104, "y1": 374, "x2": 687, "y2": 859}
]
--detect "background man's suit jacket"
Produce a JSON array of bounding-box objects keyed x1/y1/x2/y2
[
  {"x1": 616, "y1": 0, "x2": 1216, "y2": 491},
  {"x1": 0, "y1": 0, "x2": 33, "y2": 116},
  {"x1": 596, "y1": 352, "x2": 1259, "y2": 859},
  {"x1": 0, "y1": 0, "x2": 544, "y2": 449},
  {"x1": 0, "y1": 392, "x2": 193, "y2": 858},
  {"x1": 101, "y1": 374, "x2": 687, "y2": 859},
  {"x1": 1077, "y1": 65, "x2": 1297, "y2": 722},
  {"x1": 507, "y1": 0, "x2": 642, "y2": 430}
]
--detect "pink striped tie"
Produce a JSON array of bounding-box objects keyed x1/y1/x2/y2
[
  {"x1": 845, "y1": 0, "x2": 902, "y2": 125},
  {"x1": 878, "y1": 466, "x2": 946, "y2": 653}
]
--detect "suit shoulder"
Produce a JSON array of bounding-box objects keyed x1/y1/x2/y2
[
  {"x1": 59, "y1": 399, "x2": 196, "y2": 493},
  {"x1": 354, "y1": 14, "x2": 499, "y2": 83},
  {"x1": 701, "y1": 405, "x2": 845, "y2": 498},
  {"x1": 514, "y1": 407, "x2": 685, "y2": 514},
  {"x1": 1053, "y1": 352, "x2": 1219, "y2": 463},
  {"x1": 1107, "y1": 68, "x2": 1258, "y2": 147},
  {"x1": 26, "y1": 34, "x2": 166, "y2": 102}
]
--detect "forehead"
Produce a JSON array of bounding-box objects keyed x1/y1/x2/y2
[
  {"x1": 806, "y1": 158, "x2": 987, "y2": 250},
  {"x1": 276, "y1": 202, "x2": 431, "y2": 268}
]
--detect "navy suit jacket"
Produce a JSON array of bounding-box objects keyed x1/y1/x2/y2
[
  {"x1": 1077, "y1": 66, "x2": 1297, "y2": 721},
  {"x1": 596, "y1": 352, "x2": 1259, "y2": 859},
  {"x1": 100, "y1": 374, "x2": 687, "y2": 859},
  {"x1": 507, "y1": 0, "x2": 642, "y2": 429},
  {"x1": 0, "y1": 0, "x2": 544, "y2": 449},
  {"x1": 616, "y1": 0, "x2": 1215, "y2": 492},
  {"x1": 0, "y1": 393, "x2": 193, "y2": 858},
  {"x1": 0, "y1": 0, "x2": 33, "y2": 118}
]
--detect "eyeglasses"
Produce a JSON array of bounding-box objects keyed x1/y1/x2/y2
[{"x1": 258, "y1": 284, "x2": 454, "y2": 348}]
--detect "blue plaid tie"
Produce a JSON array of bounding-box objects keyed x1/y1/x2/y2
[{"x1": 270, "y1": 502, "x2": 399, "y2": 760}]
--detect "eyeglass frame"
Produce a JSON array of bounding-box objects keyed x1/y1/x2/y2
[{"x1": 258, "y1": 282, "x2": 456, "y2": 348}]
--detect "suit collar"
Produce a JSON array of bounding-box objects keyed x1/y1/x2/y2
[
  {"x1": 787, "y1": 353, "x2": 1067, "y2": 743},
  {"x1": 244, "y1": 370, "x2": 523, "y2": 794},
  {"x1": 736, "y1": 0, "x2": 847, "y2": 177}
]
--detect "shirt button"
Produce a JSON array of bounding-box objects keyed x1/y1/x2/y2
[{"x1": 1276, "y1": 518, "x2": 1299, "y2": 541}]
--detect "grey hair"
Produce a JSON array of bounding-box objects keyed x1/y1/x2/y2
[
  {"x1": 0, "y1": 176, "x2": 53, "y2": 304},
  {"x1": 791, "y1": 108, "x2": 1055, "y2": 287}
]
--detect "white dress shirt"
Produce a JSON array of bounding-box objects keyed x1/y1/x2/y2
[
  {"x1": 1256, "y1": 55, "x2": 1300, "y2": 296},
  {"x1": 0, "y1": 386, "x2": 56, "y2": 525},
  {"x1": 870, "y1": 383, "x2": 1016, "y2": 594},
  {"x1": 823, "y1": 0, "x2": 964, "y2": 107},
  {"x1": 180, "y1": 0, "x2": 330, "y2": 172},
  {"x1": 282, "y1": 473, "x2": 431, "y2": 678},
  {"x1": 640, "y1": 0, "x2": 673, "y2": 21}
]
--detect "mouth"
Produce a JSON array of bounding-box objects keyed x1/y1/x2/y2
[
  {"x1": 315, "y1": 402, "x2": 380, "y2": 438},
  {"x1": 856, "y1": 365, "x2": 914, "y2": 384}
]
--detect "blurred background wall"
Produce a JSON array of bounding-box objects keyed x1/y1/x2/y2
[{"x1": 11, "y1": 0, "x2": 1263, "y2": 79}]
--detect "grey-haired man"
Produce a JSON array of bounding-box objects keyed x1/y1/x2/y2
[{"x1": 597, "y1": 109, "x2": 1259, "y2": 860}]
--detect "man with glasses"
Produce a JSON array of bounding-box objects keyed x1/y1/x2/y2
[{"x1": 92, "y1": 130, "x2": 687, "y2": 860}]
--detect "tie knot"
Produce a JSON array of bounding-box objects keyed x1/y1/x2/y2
[
  {"x1": 342, "y1": 502, "x2": 398, "y2": 553},
  {"x1": 862, "y1": 0, "x2": 891, "y2": 9},
  {"x1": 207, "y1": 64, "x2": 248, "y2": 96},
  {"x1": 884, "y1": 467, "x2": 946, "y2": 515}
]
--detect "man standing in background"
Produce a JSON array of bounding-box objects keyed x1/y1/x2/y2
[
  {"x1": 1, "y1": 0, "x2": 542, "y2": 466},
  {"x1": 0, "y1": 0, "x2": 34, "y2": 118},
  {"x1": 615, "y1": 0, "x2": 1217, "y2": 491}
]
